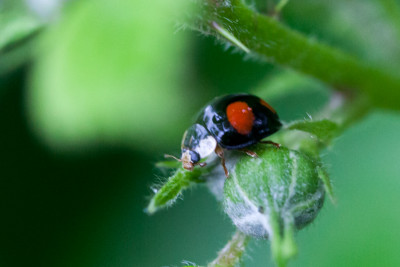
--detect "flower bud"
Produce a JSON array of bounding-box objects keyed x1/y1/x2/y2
[{"x1": 223, "y1": 146, "x2": 326, "y2": 265}]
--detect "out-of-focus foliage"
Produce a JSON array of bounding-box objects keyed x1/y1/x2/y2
[
  {"x1": 283, "y1": 0, "x2": 400, "y2": 71},
  {"x1": 0, "y1": 1, "x2": 42, "y2": 74},
  {"x1": 0, "y1": 1, "x2": 41, "y2": 51},
  {"x1": 28, "y1": 0, "x2": 194, "y2": 152},
  {"x1": 247, "y1": 0, "x2": 400, "y2": 71}
]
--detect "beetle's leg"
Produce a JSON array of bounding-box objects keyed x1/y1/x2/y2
[
  {"x1": 215, "y1": 145, "x2": 229, "y2": 178},
  {"x1": 239, "y1": 149, "x2": 258, "y2": 158},
  {"x1": 260, "y1": 140, "x2": 281, "y2": 149},
  {"x1": 196, "y1": 162, "x2": 207, "y2": 168}
]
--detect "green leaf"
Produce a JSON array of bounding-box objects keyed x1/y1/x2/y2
[
  {"x1": 287, "y1": 119, "x2": 340, "y2": 144},
  {"x1": 146, "y1": 167, "x2": 203, "y2": 215},
  {"x1": 28, "y1": 0, "x2": 194, "y2": 152},
  {"x1": 317, "y1": 166, "x2": 335, "y2": 203}
]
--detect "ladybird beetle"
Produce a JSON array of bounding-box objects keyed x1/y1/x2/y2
[{"x1": 166, "y1": 94, "x2": 282, "y2": 177}]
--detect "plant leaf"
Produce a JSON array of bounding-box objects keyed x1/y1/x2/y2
[
  {"x1": 28, "y1": 0, "x2": 194, "y2": 152},
  {"x1": 146, "y1": 167, "x2": 203, "y2": 215},
  {"x1": 287, "y1": 119, "x2": 340, "y2": 144},
  {"x1": 317, "y1": 166, "x2": 336, "y2": 203}
]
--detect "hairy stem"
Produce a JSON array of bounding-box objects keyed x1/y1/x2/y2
[
  {"x1": 208, "y1": 231, "x2": 250, "y2": 267},
  {"x1": 194, "y1": 0, "x2": 400, "y2": 110}
]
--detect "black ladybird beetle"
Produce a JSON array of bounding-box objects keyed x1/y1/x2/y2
[{"x1": 166, "y1": 94, "x2": 282, "y2": 177}]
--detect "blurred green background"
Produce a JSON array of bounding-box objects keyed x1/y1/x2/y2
[{"x1": 1, "y1": 0, "x2": 400, "y2": 266}]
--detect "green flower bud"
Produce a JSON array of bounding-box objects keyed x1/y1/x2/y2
[{"x1": 223, "y1": 146, "x2": 326, "y2": 266}]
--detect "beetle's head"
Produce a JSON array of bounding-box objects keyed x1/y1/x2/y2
[
  {"x1": 164, "y1": 148, "x2": 206, "y2": 172},
  {"x1": 164, "y1": 124, "x2": 216, "y2": 171},
  {"x1": 180, "y1": 149, "x2": 199, "y2": 171}
]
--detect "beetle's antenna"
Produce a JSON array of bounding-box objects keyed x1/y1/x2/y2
[{"x1": 164, "y1": 154, "x2": 182, "y2": 162}]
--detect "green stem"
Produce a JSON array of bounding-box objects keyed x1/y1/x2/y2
[
  {"x1": 269, "y1": 209, "x2": 297, "y2": 267},
  {"x1": 195, "y1": 0, "x2": 400, "y2": 110},
  {"x1": 208, "y1": 231, "x2": 250, "y2": 267}
]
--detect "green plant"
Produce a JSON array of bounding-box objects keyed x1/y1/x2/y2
[
  {"x1": 146, "y1": 0, "x2": 400, "y2": 266},
  {"x1": 2, "y1": 0, "x2": 400, "y2": 266}
]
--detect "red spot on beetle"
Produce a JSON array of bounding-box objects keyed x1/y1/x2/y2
[
  {"x1": 226, "y1": 101, "x2": 255, "y2": 135},
  {"x1": 260, "y1": 99, "x2": 276, "y2": 114}
]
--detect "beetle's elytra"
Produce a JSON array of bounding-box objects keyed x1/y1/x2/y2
[{"x1": 167, "y1": 94, "x2": 282, "y2": 177}]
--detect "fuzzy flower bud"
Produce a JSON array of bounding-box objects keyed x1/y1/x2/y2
[{"x1": 223, "y1": 146, "x2": 326, "y2": 266}]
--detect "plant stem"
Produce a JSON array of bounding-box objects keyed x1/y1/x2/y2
[
  {"x1": 194, "y1": 0, "x2": 400, "y2": 110},
  {"x1": 208, "y1": 231, "x2": 250, "y2": 267}
]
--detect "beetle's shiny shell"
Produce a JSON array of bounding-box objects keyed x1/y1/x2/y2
[{"x1": 197, "y1": 94, "x2": 281, "y2": 149}]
